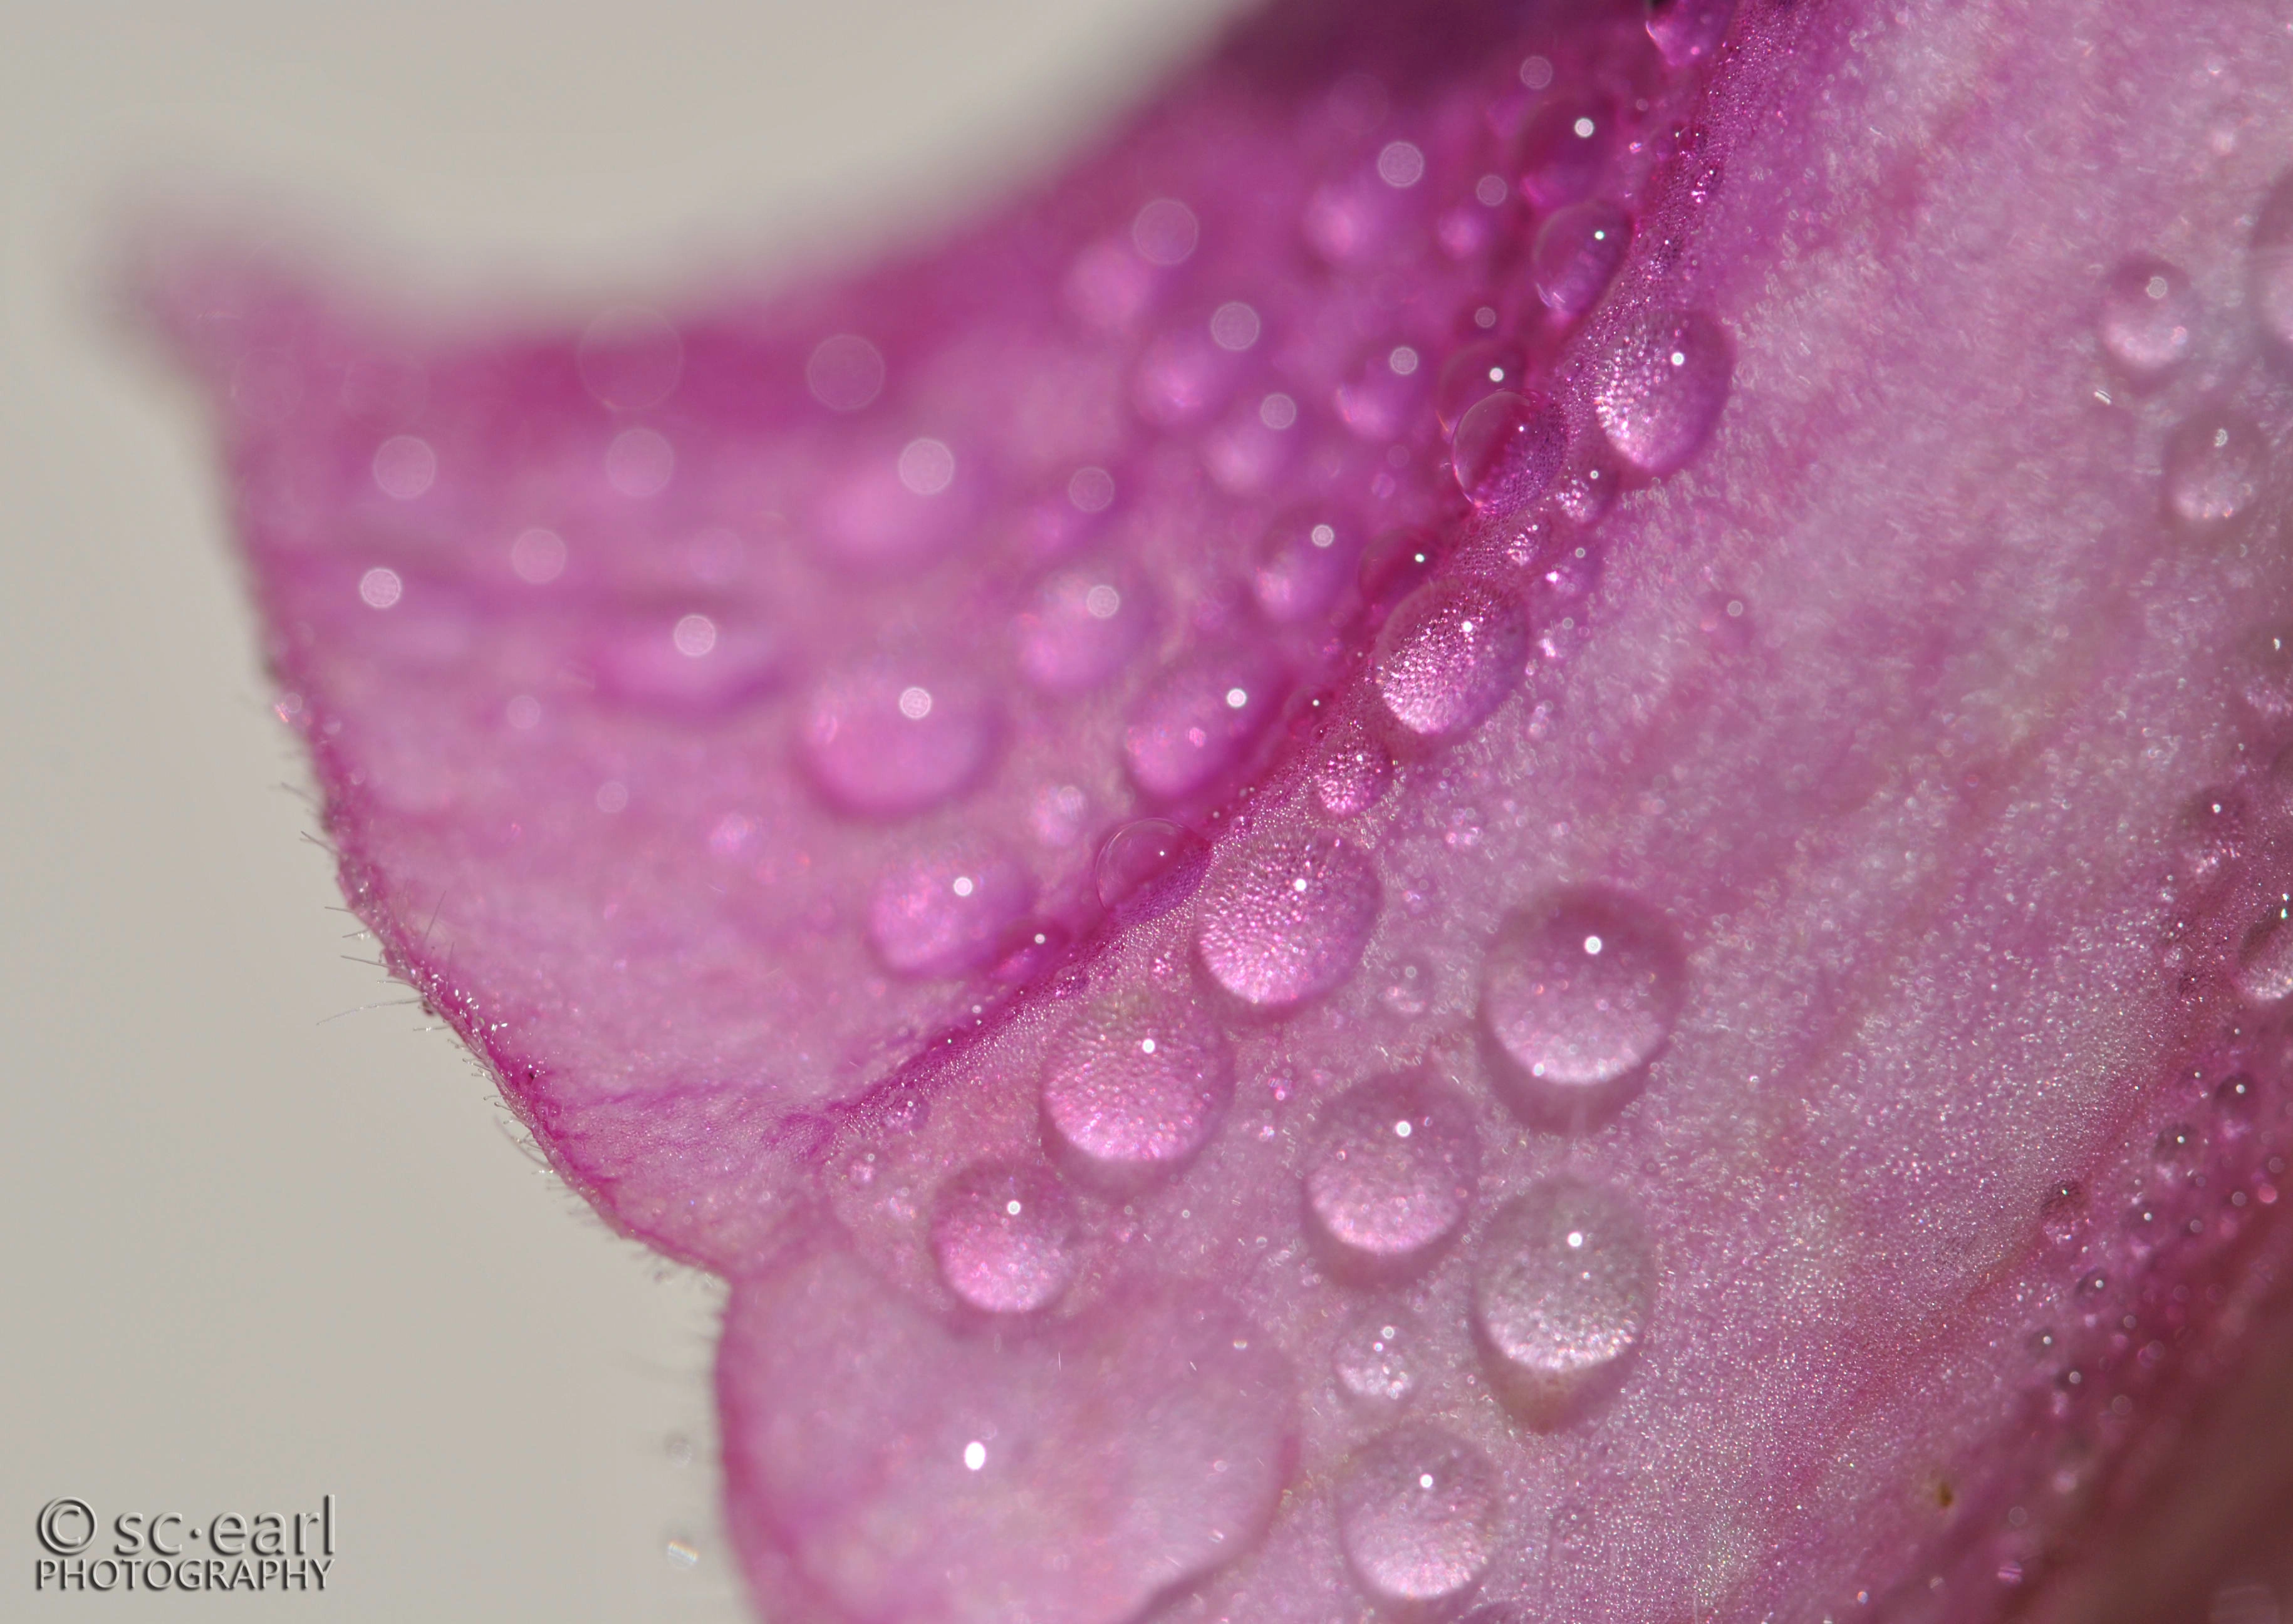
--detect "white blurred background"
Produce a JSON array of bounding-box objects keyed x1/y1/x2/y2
[{"x1": 0, "y1": 4, "x2": 1235, "y2": 1618}]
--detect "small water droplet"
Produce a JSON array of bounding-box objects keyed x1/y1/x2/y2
[
  {"x1": 2249, "y1": 172, "x2": 2293, "y2": 355},
  {"x1": 930, "y1": 1162, "x2": 1081, "y2": 1314},
  {"x1": 1332, "y1": 1307, "x2": 1423, "y2": 1408},
  {"x1": 2163, "y1": 409, "x2": 2267, "y2": 533},
  {"x1": 801, "y1": 663, "x2": 998, "y2": 818},
  {"x1": 1433, "y1": 340, "x2": 1530, "y2": 434},
  {"x1": 1041, "y1": 991, "x2": 1233, "y2": 1187},
  {"x1": 1123, "y1": 647, "x2": 1285, "y2": 802},
  {"x1": 1017, "y1": 561, "x2": 1153, "y2": 692},
  {"x1": 1093, "y1": 818, "x2": 1211, "y2": 920},
  {"x1": 1471, "y1": 1178, "x2": 1655, "y2": 1425},
  {"x1": 1335, "y1": 1425, "x2": 1504, "y2": 1603},
  {"x1": 1451, "y1": 390, "x2": 1567, "y2": 511},
  {"x1": 1532, "y1": 200, "x2": 1634, "y2": 318},
  {"x1": 2096, "y1": 256, "x2": 2198, "y2": 383},
  {"x1": 594, "y1": 607, "x2": 781, "y2": 710},
  {"x1": 1373, "y1": 578, "x2": 1531, "y2": 742},
  {"x1": 1381, "y1": 956, "x2": 1432, "y2": 1016},
  {"x1": 1196, "y1": 831, "x2": 1383, "y2": 1009},
  {"x1": 868, "y1": 840, "x2": 1034, "y2": 978},
  {"x1": 1593, "y1": 308, "x2": 1732, "y2": 475},
  {"x1": 1305, "y1": 1075, "x2": 1480, "y2": 1275},
  {"x1": 1480, "y1": 892, "x2": 1685, "y2": 1120},
  {"x1": 1314, "y1": 737, "x2": 1396, "y2": 820},
  {"x1": 1252, "y1": 510, "x2": 1356, "y2": 625}
]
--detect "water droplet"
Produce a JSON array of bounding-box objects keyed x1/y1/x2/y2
[
  {"x1": 1252, "y1": 511, "x2": 1356, "y2": 625},
  {"x1": 1433, "y1": 341, "x2": 1530, "y2": 434},
  {"x1": 1480, "y1": 891, "x2": 1686, "y2": 1121},
  {"x1": 1016, "y1": 561, "x2": 1153, "y2": 692},
  {"x1": 1334, "y1": 1425, "x2": 1504, "y2": 1603},
  {"x1": 1314, "y1": 737, "x2": 1395, "y2": 819},
  {"x1": 1332, "y1": 1307, "x2": 1423, "y2": 1407},
  {"x1": 2249, "y1": 172, "x2": 2293, "y2": 355},
  {"x1": 1373, "y1": 578, "x2": 1531, "y2": 742},
  {"x1": 1452, "y1": 389, "x2": 1568, "y2": 511},
  {"x1": 1094, "y1": 818, "x2": 1211, "y2": 920},
  {"x1": 1381, "y1": 956, "x2": 1432, "y2": 1016},
  {"x1": 2163, "y1": 409, "x2": 2268, "y2": 533},
  {"x1": 799, "y1": 663, "x2": 997, "y2": 818},
  {"x1": 1645, "y1": 0, "x2": 1737, "y2": 66},
  {"x1": 1305, "y1": 1075, "x2": 1480, "y2": 1275},
  {"x1": 1532, "y1": 200, "x2": 1634, "y2": 318},
  {"x1": 867, "y1": 841, "x2": 1034, "y2": 979},
  {"x1": 594, "y1": 607, "x2": 781, "y2": 710},
  {"x1": 930, "y1": 1162, "x2": 1081, "y2": 1313},
  {"x1": 1123, "y1": 647, "x2": 1285, "y2": 802},
  {"x1": 1041, "y1": 991, "x2": 1232, "y2": 1187},
  {"x1": 2234, "y1": 905, "x2": 2293, "y2": 1004},
  {"x1": 1337, "y1": 348, "x2": 1428, "y2": 442},
  {"x1": 806, "y1": 334, "x2": 887, "y2": 412},
  {"x1": 1471, "y1": 1178, "x2": 1655, "y2": 1424},
  {"x1": 578, "y1": 306, "x2": 683, "y2": 411},
  {"x1": 1593, "y1": 308, "x2": 1732, "y2": 475},
  {"x1": 1516, "y1": 94, "x2": 1613, "y2": 211},
  {"x1": 2096, "y1": 256, "x2": 2198, "y2": 383},
  {"x1": 1196, "y1": 831, "x2": 1383, "y2": 1009},
  {"x1": 1377, "y1": 140, "x2": 1427, "y2": 189},
  {"x1": 1358, "y1": 527, "x2": 1445, "y2": 621}
]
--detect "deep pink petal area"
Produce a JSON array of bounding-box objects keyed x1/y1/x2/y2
[{"x1": 150, "y1": 0, "x2": 2293, "y2": 1616}]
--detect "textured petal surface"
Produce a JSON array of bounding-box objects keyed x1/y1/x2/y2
[{"x1": 152, "y1": 0, "x2": 2293, "y2": 1616}]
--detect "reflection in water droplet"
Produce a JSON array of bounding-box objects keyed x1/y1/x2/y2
[
  {"x1": 1252, "y1": 511, "x2": 1355, "y2": 625},
  {"x1": 930, "y1": 1162, "x2": 1081, "y2": 1313},
  {"x1": 1124, "y1": 648, "x2": 1285, "y2": 802},
  {"x1": 1435, "y1": 341, "x2": 1529, "y2": 434},
  {"x1": 1093, "y1": 818, "x2": 1210, "y2": 920},
  {"x1": 2234, "y1": 905, "x2": 2293, "y2": 1004},
  {"x1": 2250, "y1": 173, "x2": 2293, "y2": 354},
  {"x1": 2096, "y1": 256, "x2": 2198, "y2": 383},
  {"x1": 1197, "y1": 831, "x2": 1383, "y2": 1009},
  {"x1": 2163, "y1": 409, "x2": 2268, "y2": 533},
  {"x1": 1452, "y1": 390, "x2": 1568, "y2": 512},
  {"x1": 1593, "y1": 308, "x2": 1732, "y2": 475},
  {"x1": 867, "y1": 841, "x2": 1034, "y2": 979},
  {"x1": 1532, "y1": 200, "x2": 1633, "y2": 318},
  {"x1": 1373, "y1": 579, "x2": 1530, "y2": 742},
  {"x1": 1041, "y1": 991, "x2": 1232, "y2": 1186},
  {"x1": 1017, "y1": 562, "x2": 1152, "y2": 692},
  {"x1": 1335, "y1": 1425, "x2": 1504, "y2": 1603},
  {"x1": 1472, "y1": 1179, "x2": 1655, "y2": 1425},
  {"x1": 1306, "y1": 1075, "x2": 1480, "y2": 1274},
  {"x1": 800, "y1": 664, "x2": 997, "y2": 818},
  {"x1": 1480, "y1": 891, "x2": 1685, "y2": 1122},
  {"x1": 1315, "y1": 737, "x2": 1396, "y2": 819},
  {"x1": 1332, "y1": 1307, "x2": 1423, "y2": 1408}
]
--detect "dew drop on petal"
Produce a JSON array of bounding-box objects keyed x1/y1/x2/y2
[
  {"x1": 1017, "y1": 562, "x2": 1153, "y2": 692},
  {"x1": 800, "y1": 664, "x2": 997, "y2": 818},
  {"x1": 806, "y1": 334, "x2": 887, "y2": 413},
  {"x1": 2233, "y1": 905, "x2": 2293, "y2": 1005},
  {"x1": 2249, "y1": 172, "x2": 2293, "y2": 354},
  {"x1": 1334, "y1": 1425, "x2": 1505, "y2": 1604},
  {"x1": 2096, "y1": 255, "x2": 2198, "y2": 383},
  {"x1": 1040, "y1": 991, "x2": 1233, "y2": 1187},
  {"x1": 1210, "y1": 301, "x2": 1262, "y2": 351},
  {"x1": 1251, "y1": 511, "x2": 1356, "y2": 625},
  {"x1": 1516, "y1": 94, "x2": 1612, "y2": 211},
  {"x1": 358, "y1": 566, "x2": 403, "y2": 609},
  {"x1": 2163, "y1": 409, "x2": 2268, "y2": 533},
  {"x1": 605, "y1": 426, "x2": 675, "y2": 497},
  {"x1": 1305, "y1": 1075, "x2": 1480, "y2": 1274},
  {"x1": 1531, "y1": 200, "x2": 1634, "y2": 318},
  {"x1": 1094, "y1": 817, "x2": 1211, "y2": 920},
  {"x1": 1196, "y1": 831, "x2": 1383, "y2": 1009},
  {"x1": 1123, "y1": 647, "x2": 1285, "y2": 803},
  {"x1": 1480, "y1": 891, "x2": 1686, "y2": 1120},
  {"x1": 1373, "y1": 579, "x2": 1530, "y2": 742},
  {"x1": 1452, "y1": 389, "x2": 1567, "y2": 511},
  {"x1": 866, "y1": 840, "x2": 1034, "y2": 979},
  {"x1": 509, "y1": 526, "x2": 567, "y2": 584},
  {"x1": 1314, "y1": 737, "x2": 1395, "y2": 820},
  {"x1": 1433, "y1": 340, "x2": 1529, "y2": 434},
  {"x1": 1331, "y1": 1307, "x2": 1423, "y2": 1408},
  {"x1": 595, "y1": 608, "x2": 781, "y2": 710},
  {"x1": 1593, "y1": 308, "x2": 1732, "y2": 475},
  {"x1": 930, "y1": 1162, "x2": 1081, "y2": 1313},
  {"x1": 1471, "y1": 1178, "x2": 1655, "y2": 1425}
]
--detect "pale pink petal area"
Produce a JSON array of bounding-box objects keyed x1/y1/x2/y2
[{"x1": 147, "y1": 0, "x2": 2293, "y2": 1616}]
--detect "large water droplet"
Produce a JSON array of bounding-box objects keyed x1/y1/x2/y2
[
  {"x1": 1471, "y1": 1178, "x2": 1655, "y2": 1425},
  {"x1": 2249, "y1": 172, "x2": 2293, "y2": 354},
  {"x1": 1373, "y1": 578, "x2": 1530, "y2": 742},
  {"x1": 2163, "y1": 409, "x2": 2268, "y2": 533},
  {"x1": 929, "y1": 1162, "x2": 1080, "y2": 1313},
  {"x1": 1480, "y1": 891, "x2": 1686, "y2": 1122},
  {"x1": 800, "y1": 663, "x2": 997, "y2": 818},
  {"x1": 1251, "y1": 510, "x2": 1356, "y2": 625},
  {"x1": 1532, "y1": 200, "x2": 1633, "y2": 318},
  {"x1": 1452, "y1": 390, "x2": 1567, "y2": 512},
  {"x1": 1331, "y1": 1306, "x2": 1424, "y2": 1408},
  {"x1": 1123, "y1": 647, "x2": 1286, "y2": 803},
  {"x1": 1305, "y1": 1075, "x2": 1480, "y2": 1276},
  {"x1": 1334, "y1": 1425, "x2": 1504, "y2": 1604},
  {"x1": 867, "y1": 840, "x2": 1035, "y2": 979},
  {"x1": 1016, "y1": 561, "x2": 1153, "y2": 692},
  {"x1": 1434, "y1": 340, "x2": 1529, "y2": 434},
  {"x1": 2096, "y1": 255, "x2": 2198, "y2": 384},
  {"x1": 1040, "y1": 991, "x2": 1233, "y2": 1187},
  {"x1": 1593, "y1": 308, "x2": 1732, "y2": 475},
  {"x1": 1093, "y1": 817, "x2": 1210, "y2": 921},
  {"x1": 1645, "y1": 0, "x2": 1736, "y2": 65},
  {"x1": 1196, "y1": 831, "x2": 1383, "y2": 1009}
]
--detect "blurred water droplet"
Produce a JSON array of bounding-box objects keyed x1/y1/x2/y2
[
  {"x1": 807, "y1": 334, "x2": 887, "y2": 412},
  {"x1": 1381, "y1": 956, "x2": 1432, "y2": 1016},
  {"x1": 1532, "y1": 200, "x2": 1634, "y2": 318},
  {"x1": 578, "y1": 306, "x2": 683, "y2": 411},
  {"x1": 1252, "y1": 510, "x2": 1356, "y2": 625},
  {"x1": 868, "y1": 840, "x2": 1034, "y2": 978},
  {"x1": 1434, "y1": 340, "x2": 1529, "y2": 434},
  {"x1": 1333, "y1": 1307, "x2": 1423, "y2": 1408},
  {"x1": 2249, "y1": 172, "x2": 2293, "y2": 355},
  {"x1": 1017, "y1": 561, "x2": 1153, "y2": 692},
  {"x1": 2163, "y1": 409, "x2": 2267, "y2": 533},
  {"x1": 1645, "y1": 0, "x2": 1736, "y2": 65},
  {"x1": 2096, "y1": 256, "x2": 2198, "y2": 383},
  {"x1": 801, "y1": 663, "x2": 997, "y2": 818},
  {"x1": 1124, "y1": 647, "x2": 1285, "y2": 802}
]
